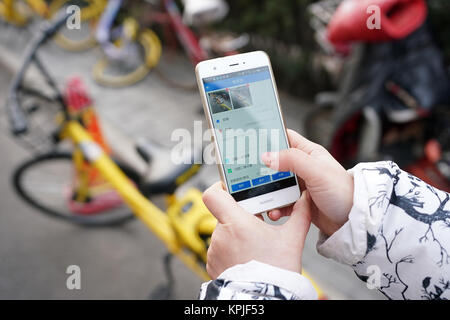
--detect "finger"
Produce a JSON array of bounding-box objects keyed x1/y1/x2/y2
[
  {"x1": 202, "y1": 181, "x2": 249, "y2": 224},
  {"x1": 283, "y1": 191, "x2": 312, "y2": 236},
  {"x1": 268, "y1": 209, "x2": 282, "y2": 221},
  {"x1": 261, "y1": 148, "x2": 319, "y2": 182}
]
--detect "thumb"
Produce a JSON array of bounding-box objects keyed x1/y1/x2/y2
[
  {"x1": 282, "y1": 190, "x2": 312, "y2": 238},
  {"x1": 262, "y1": 148, "x2": 319, "y2": 182},
  {"x1": 202, "y1": 181, "x2": 251, "y2": 224}
]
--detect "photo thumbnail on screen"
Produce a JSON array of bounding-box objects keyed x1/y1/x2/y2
[
  {"x1": 208, "y1": 90, "x2": 233, "y2": 114},
  {"x1": 230, "y1": 85, "x2": 253, "y2": 109}
]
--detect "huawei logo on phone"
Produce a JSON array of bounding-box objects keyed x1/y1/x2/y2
[{"x1": 260, "y1": 198, "x2": 274, "y2": 204}]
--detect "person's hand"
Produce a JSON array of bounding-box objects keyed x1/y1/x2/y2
[
  {"x1": 261, "y1": 129, "x2": 354, "y2": 237},
  {"x1": 202, "y1": 182, "x2": 312, "y2": 279}
]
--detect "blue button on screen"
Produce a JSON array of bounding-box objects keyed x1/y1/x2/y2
[
  {"x1": 271, "y1": 171, "x2": 291, "y2": 181},
  {"x1": 231, "y1": 180, "x2": 251, "y2": 192},
  {"x1": 251, "y1": 175, "x2": 271, "y2": 186}
]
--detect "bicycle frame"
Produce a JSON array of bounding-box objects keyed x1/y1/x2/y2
[{"x1": 95, "y1": 0, "x2": 133, "y2": 60}]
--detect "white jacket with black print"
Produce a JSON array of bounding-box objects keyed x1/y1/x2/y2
[{"x1": 198, "y1": 161, "x2": 450, "y2": 300}]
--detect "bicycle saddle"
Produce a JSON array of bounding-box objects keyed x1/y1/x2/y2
[
  {"x1": 100, "y1": 119, "x2": 202, "y2": 195},
  {"x1": 136, "y1": 138, "x2": 203, "y2": 196},
  {"x1": 327, "y1": 0, "x2": 427, "y2": 48}
]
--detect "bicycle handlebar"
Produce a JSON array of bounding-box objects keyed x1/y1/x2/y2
[{"x1": 7, "y1": 12, "x2": 71, "y2": 135}]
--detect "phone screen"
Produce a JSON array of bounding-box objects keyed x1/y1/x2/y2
[{"x1": 203, "y1": 66, "x2": 296, "y2": 201}]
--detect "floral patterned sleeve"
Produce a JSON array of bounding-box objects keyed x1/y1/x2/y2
[{"x1": 318, "y1": 161, "x2": 450, "y2": 300}]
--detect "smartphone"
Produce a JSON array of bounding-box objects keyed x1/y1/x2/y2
[{"x1": 196, "y1": 51, "x2": 300, "y2": 214}]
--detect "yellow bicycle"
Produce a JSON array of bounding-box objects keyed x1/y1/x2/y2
[{"x1": 5, "y1": 14, "x2": 327, "y2": 299}]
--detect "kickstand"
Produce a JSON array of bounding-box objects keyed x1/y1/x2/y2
[{"x1": 148, "y1": 253, "x2": 175, "y2": 300}]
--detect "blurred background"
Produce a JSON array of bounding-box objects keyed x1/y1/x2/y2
[{"x1": 0, "y1": 0, "x2": 449, "y2": 299}]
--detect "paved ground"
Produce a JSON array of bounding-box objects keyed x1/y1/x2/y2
[{"x1": 0, "y1": 22, "x2": 384, "y2": 299}]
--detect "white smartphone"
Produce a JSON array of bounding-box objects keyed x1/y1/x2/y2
[{"x1": 196, "y1": 51, "x2": 300, "y2": 214}]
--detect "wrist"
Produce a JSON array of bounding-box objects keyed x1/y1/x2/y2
[{"x1": 258, "y1": 253, "x2": 302, "y2": 275}]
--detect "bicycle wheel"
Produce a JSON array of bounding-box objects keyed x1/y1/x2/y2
[
  {"x1": 13, "y1": 152, "x2": 136, "y2": 226},
  {"x1": 92, "y1": 28, "x2": 161, "y2": 87}
]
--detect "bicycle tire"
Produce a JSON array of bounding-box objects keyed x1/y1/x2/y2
[
  {"x1": 92, "y1": 28, "x2": 161, "y2": 87},
  {"x1": 13, "y1": 152, "x2": 137, "y2": 226},
  {"x1": 52, "y1": 31, "x2": 97, "y2": 52}
]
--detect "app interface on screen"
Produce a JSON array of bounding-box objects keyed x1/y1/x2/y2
[{"x1": 203, "y1": 66, "x2": 293, "y2": 197}]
